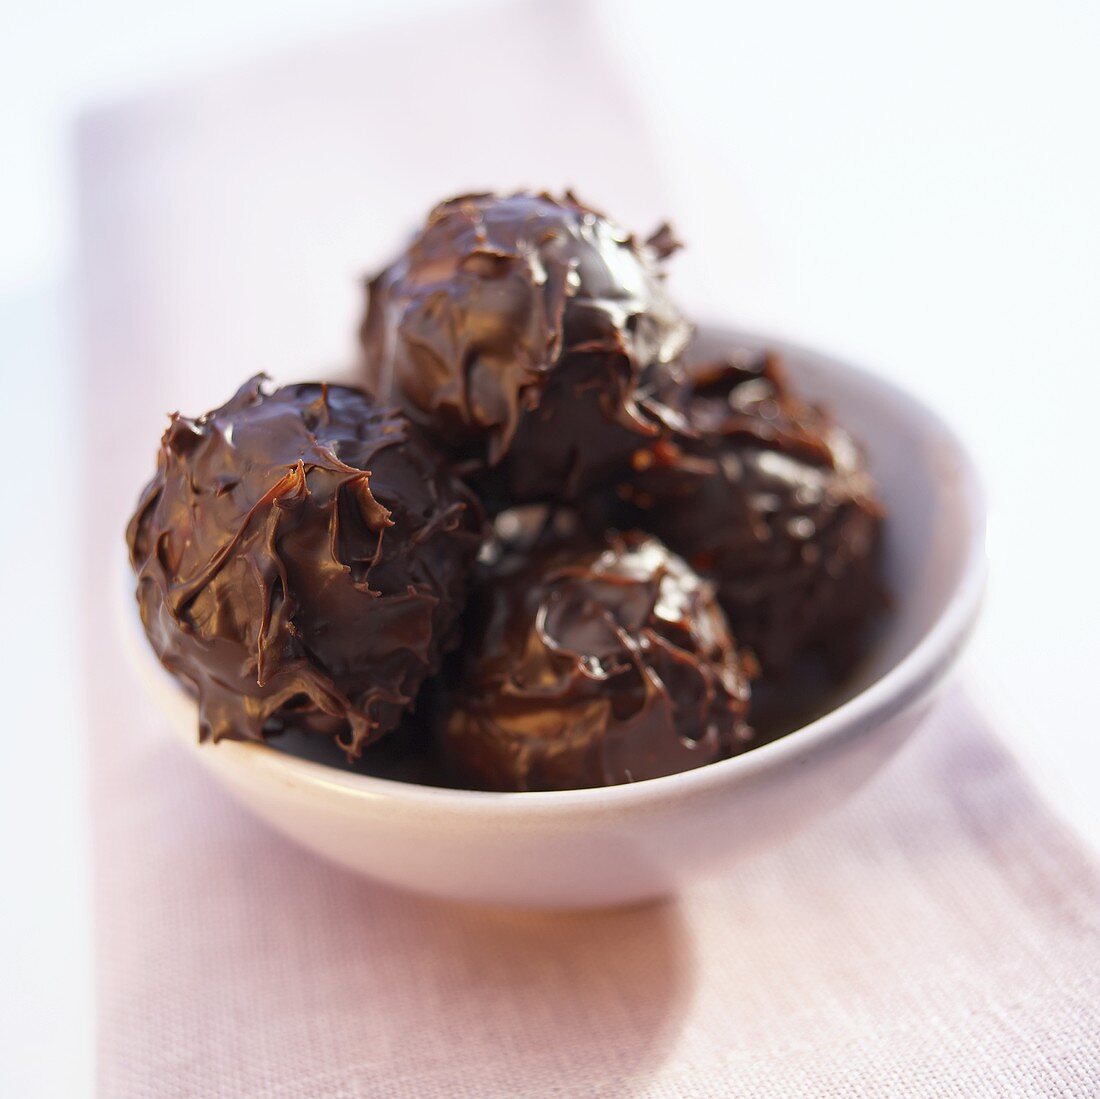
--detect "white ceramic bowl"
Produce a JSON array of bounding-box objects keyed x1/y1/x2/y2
[{"x1": 124, "y1": 325, "x2": 986, "y2": 909}]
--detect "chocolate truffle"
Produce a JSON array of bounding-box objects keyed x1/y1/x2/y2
[
  {"x1": 441, "y1": 532, "x2": 754, "y2": 791},
  {"x1": 360, "y1": 191, "x2": 690, "y2": 509},
  {"x1": 127, "y1": 376, "x2": 484, "y2": 757},
  {"x1": 599, "y1": 351, "x2": 884, "y2": 674}
]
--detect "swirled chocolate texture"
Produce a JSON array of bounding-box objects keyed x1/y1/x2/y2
[
  {"x1": 597, "y1": 351, "x2": 884, "y2": 674},
  {"x1": 359, "y1": 191, "x2": 691, "y2": 509},
  {"x1": 441, "y1": 533, "x2": 754, "y2": 791},
  {"x1": 127, "y1": 376, "x2": 484, "y2": 757}
]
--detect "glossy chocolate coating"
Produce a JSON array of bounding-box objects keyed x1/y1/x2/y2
[
  {"x1": 360, "y1": 191, "x2": 691, "y2": 509},
  {"x1": 598, "y1": 351, "x2": 884, "y2": 674},
  {"x1": 127, "y1": 376, "x2": 484, "y2": 757},
  {"x1": 441, "y1": 532, "x2": 754, "y2": 791}
]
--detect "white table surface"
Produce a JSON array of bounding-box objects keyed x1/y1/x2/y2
[{"x1": 1, "y1": 1, "x2": 1098, "y2": 1095}]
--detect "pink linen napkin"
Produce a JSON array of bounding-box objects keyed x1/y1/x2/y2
[
  {"x1": 88, "y1": 685, "x2": 1100, "y2": 1098},
  {"x1": 79, "y1": 4, "x2": 1100, "y2": 1094}
]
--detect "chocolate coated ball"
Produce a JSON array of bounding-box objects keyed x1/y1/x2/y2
[
  {"x1": 360, "y1": 191, "x2": 690, "y2": 509},
  {"x1": 127, "y1": 376, "x2": 484, "y2": 757},
  {"x1": 599, "y1": 351, "x2": 884, "y2": 674},
  {"x1": 442, "y1": 532, "x2": 754, "y2": 791}
]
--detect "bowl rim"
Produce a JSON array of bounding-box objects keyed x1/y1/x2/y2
[{"x1": 129, "y1": 324, "x2": 987, "y2": 816}]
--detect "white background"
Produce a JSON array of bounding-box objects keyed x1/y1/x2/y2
[{"x1": 1, "y1": 1, "x2": 1098, "y2": 1095}]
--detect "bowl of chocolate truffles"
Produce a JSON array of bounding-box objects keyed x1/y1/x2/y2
[{"x1": 125, "y1": 191, "x2": 985, "y2": 909}]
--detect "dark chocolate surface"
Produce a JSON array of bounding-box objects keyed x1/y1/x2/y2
[
  {"x1": 592, "y1": 350, "x2": 884, "y2": 673},
  {"x1": 127, "y1": 376, "x2": 484, "y2": 757},
  {"x1": 360, "y1": 191, "x2": 691, "y2": 510},
  {"x1": 126, "y1": 184, "x2": 890, "y2": 792},
  {"x1": 441, "y1": 532, "x2": 755, "y2": 791}
]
